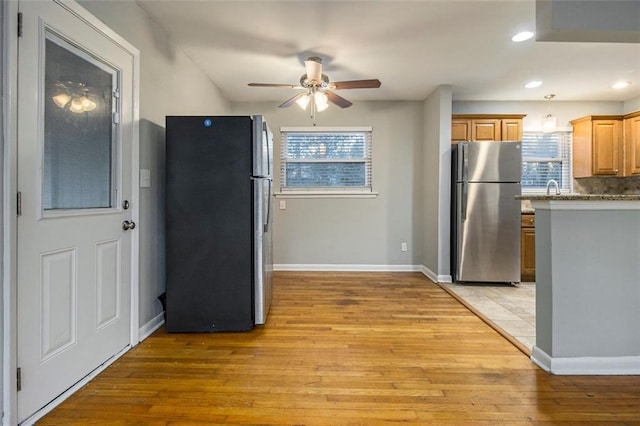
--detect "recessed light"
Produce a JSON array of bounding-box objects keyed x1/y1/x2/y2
[
  {"x1": 525, "y1": 80, "x2": 542, "y2": 89},
  {"x1": 512, "y1": 31, "x2": 534, "y2": 42},
  {"x1": 612, "y1": 81, "x2": 630, "y2": 89}
]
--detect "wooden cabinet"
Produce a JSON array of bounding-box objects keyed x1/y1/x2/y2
[
  {"x1": 451, "y1": 114, "x2": 525, "y2": 143},
  {"x1": 502, "y1": 118, "x2": 523, "y2": 141},
  {"x1": 571, "y1": 115, "x2": 624, "y2": 178},
  {"x1": 451, "y1": 119, "x2": 472, "y2": 142},
  {"x1": 624, "y1": 111, "x2": 640, "y2": 176},
  {"x1": 520, "y1": 213, "x2": 535, "y2": 282}
]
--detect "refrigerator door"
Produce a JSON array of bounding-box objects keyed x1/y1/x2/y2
[
  {"x1": 455, "y1": 181, "x2": 521, "y2": 282},
  {"x1": 457, "y1": 141, "x2": 522, "y2": 183},
  {"x1": 253, "y1": 176, "x2": 273, "y2": 325},
  {"x1": 253, "y1": 116, "x2": 273, "y2": 325}
]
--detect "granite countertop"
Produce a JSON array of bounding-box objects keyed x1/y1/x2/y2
[{"x1": 516, "y1": 194, "x2": 640, "y2": 201}]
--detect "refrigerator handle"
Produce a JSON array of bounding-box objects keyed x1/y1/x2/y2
[
  {"x1": 263, "y1": 122, "x2": 271, "y2": 176},
  {"x1": 462, "y1": 180, "x2": 468, "y2": 221},
  {"x1": 264, "y1": 179, "x2": 272, "y2": 233},
  {"x1": 461, "y1": 142, "x2": 468, "y2": 183},
  {"x1": 461, "y1": 142, "x2": 468, "y2": 221}
]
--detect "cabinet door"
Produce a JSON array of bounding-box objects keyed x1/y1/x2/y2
[
  {"x1": 592, "y1": 119, "x2": 623, "y2": 176},
  {"x1": 625, "y1": 115, "x2": 640, "y2": 176},
  {"x1": 451, "y1": 119, "x2": 471, "y2": 143},
  {"x1": 501, "y1": 119, "x2": 522, "y2": 141},
  {"x1": 471, "y1": 119, "x2": 501, "y2": 141},
  {"x1": 520, "y1": 226, "x2": 535, "y2": 282}
]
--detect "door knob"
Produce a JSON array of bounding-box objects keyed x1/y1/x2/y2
[{"x1": 122, "y1": 220, "x2": 136, "y2": 231}]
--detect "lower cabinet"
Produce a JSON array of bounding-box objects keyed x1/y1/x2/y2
[{"x1": 520, "y1": 213, "x2": 535, "y2": 282}]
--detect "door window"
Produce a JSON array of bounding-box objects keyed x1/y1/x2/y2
[{"x1": 43, "y1": 31, "x2": 118, "y2": 211}]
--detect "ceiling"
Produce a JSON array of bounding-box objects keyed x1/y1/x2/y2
[{"x1": 135, "y1": 0, "x2": 640, "y2": 104}]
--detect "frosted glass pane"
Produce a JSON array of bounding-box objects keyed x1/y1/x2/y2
[{"x1": 43, "y1": 35, "x2": 115, "y2": 210}]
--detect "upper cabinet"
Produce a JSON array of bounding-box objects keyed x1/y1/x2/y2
[
  {"x1": 451, "y1": 114, "x2": 525, "y2": 143},
  {"x1": 624, "y1": 111, "x2": 640, "y2": 176},
  {"x1": 571, "y1": 112, "x2": 640, "y2": 178},
  {"x1": 571, "y1": 116, "x2": 623, "y2": 177}
]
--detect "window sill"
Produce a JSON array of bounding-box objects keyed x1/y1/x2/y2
[{"x1": 274, "y1": 191, "x2": 379, "y2": 199}]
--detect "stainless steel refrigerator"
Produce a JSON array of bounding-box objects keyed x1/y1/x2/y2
[
  {"x1": 165, "y1": 115, "x2": 273, "y2": 332},
  {"x1": 451, "y1": 141, "x2": 521, "y2": 283}
]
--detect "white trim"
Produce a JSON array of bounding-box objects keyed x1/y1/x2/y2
[
  {"x1": 419, "y1": 265, "x2": 452, "y2": 283},
  {"x1": 138, "y1": 312, "x2": 164, "y2": 342},
  {"x1": 531, "y1": 346, "x2": 640, "y2": 375},
  {"x1": 280, "y1": 126, "x2": 373, "y2": 132},
  {"x1": 19, "y1": 344, "x2": 131, "y2": 425},
  {"x1": 274, "y1": 264, "x2": 422, "y2": 272},
  {"x1": 3, "y1": 0, "x2": 20, "y2": 422},
  {"x1": 274, "y1": 191, "x2": 378, "y2": 199},
  {"x1": 531, "y1": 199, "x2": 640, "y2": 211}
]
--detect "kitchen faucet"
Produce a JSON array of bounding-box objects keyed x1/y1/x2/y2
[{"x1": 546, "y1": 179, "x2": 560, "y2": 195}]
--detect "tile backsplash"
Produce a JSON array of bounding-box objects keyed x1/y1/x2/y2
[{"x1": 573, "y1": 176, "x2": 640, "y2": 195}]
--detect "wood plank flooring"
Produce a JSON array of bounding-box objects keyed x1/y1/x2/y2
[{"x1": 39, "y1": 272, "x2": 640, "y2": 425}]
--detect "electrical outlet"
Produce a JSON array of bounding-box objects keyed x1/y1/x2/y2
[
  {"x1": 401, "y1": 242, "x2": 408, "y2": 252},
  {"x1": 279, "y1": 200, "x2": 286, "y2": 210}
]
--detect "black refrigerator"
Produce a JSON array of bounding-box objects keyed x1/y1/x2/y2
[{"x1": 165, "y1": 115, "x2": 273, "y2": 332}]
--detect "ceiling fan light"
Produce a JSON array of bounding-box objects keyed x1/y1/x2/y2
[
  {"x1": 52, "y1": 93, "x2": 71, "y2": 109},
  {"x1": 316, "y1": 102, "x2": 329, "y2": 112},
  {"x1": 296, "y1": 94, "x2": 311, "y2": 110},
  {"x1": 69, "y1": 97, "x2": 86, "y2": 113},
  {"x1": 81, "y1": 96, "x2": 97, "y2": 112},
  {"x1": 314, "y1": 91, "x2": 328, "y2": 106}
]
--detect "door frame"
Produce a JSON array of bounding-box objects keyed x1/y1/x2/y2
[{"x1": 2, "y1": 0, "x2": 140, "y2": 423}]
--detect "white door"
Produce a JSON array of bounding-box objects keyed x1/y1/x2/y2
[{"x1": 16, "y1": 1, "x2": 137, "y2": 421}]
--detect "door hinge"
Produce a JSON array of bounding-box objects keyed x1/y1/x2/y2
[
  {"x1": 17, "y1": 368, "x2": 21, "y2": 392},
  {"x1": 113, "y1": 112, "x2": 120, "y2": 124},
  {"x1": 17, "y1": 12, "x2": 23, "y2": 37},
  {"x1": 17, "y1": 192, "x2": 22, "y2": 216}
]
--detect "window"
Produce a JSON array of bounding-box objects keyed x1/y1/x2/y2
[
  {"x1": 279, "y1": 127, "x2": 374, "y2": 196},
  {"x1": 521, "y1": 131, "x2": 572, "y2": 193}
]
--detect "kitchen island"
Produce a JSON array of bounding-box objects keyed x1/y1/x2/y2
[{"x1": 516, "y1": 194, "x2": 640, "y2": 375}]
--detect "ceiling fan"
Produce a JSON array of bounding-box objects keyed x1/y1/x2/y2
[{"x1": 248, "y1": 57, "x2": 381, "y2": 112}]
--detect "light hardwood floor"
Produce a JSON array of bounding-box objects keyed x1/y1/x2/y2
[{"x1": 40, "y1": 272, "x2": 640, "y2": 424}]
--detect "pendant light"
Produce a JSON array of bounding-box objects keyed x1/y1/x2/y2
[{"x1": 542, "y1": 94, "x2": 556, "y2": 133}]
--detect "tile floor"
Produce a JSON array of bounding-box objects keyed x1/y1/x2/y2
[{"x1": 441, "y1": 281, "x2": 536, "y2": 351}]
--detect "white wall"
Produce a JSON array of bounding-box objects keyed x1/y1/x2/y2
[
  {"x1": 422, "y1": 86, "x2": 452, "y2": 282},
  {"x1": 232, "y1": 101, "x2": 424, "y2": 269},
  {"x1": 78, "y1": 0, "x2": 231, "y2": 328},
  {"x1": 624, "y1": 95, "x2": 640, "y2": 114}
]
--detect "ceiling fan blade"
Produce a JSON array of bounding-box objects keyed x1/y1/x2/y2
[
  {"x1": 331, "y1": 79, "x2": 382, "y2": 90},
  {"x1": 248, "y1": 83, "x2": 300, "y2": 88},
  {"x1": 278, "y1": 92, "x2": 307, "y2": 108},
  {"x1": 325, "y1": 91, "x2": 353, "y2": 108},
  {"x1": 304, "y1": 57, "x2": 323, "y2": 82}
]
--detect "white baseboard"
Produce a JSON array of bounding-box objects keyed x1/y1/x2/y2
[
  {"x1": 273, "y1": 264, "x2": 422, "y2": 272},
  {"x1": 272, "y1": 264, "x2": 453, "y2": 283},
  {"x1": 531, "y1": 346, "x2": 640, "y2": 375},
  {"x1": 419, "y1": 265, "x2": 452, "y2": 283},
  {"x1": 138, "y1": 312, "x2": 165, "y2": 342}
]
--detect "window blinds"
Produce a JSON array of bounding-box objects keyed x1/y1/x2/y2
[
  {"x1": 521, "y1": 131, "x2": 572, "y2": 193},
  {"x1": 280, "y1": 127, "x2": 372, "y2": 191}
]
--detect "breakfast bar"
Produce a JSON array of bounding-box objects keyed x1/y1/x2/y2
[{"x1": 516, "y1": 194, "x2": 640, "y2": 375}]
